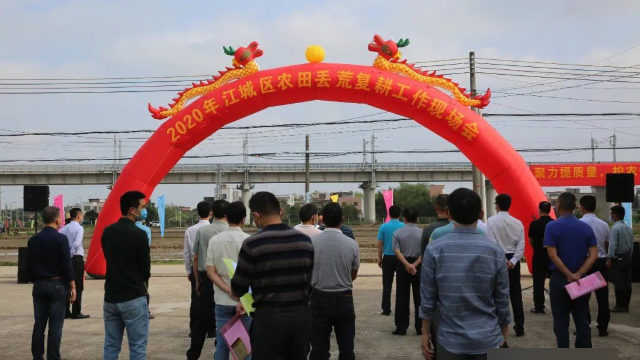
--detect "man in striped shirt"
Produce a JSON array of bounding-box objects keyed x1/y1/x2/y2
[
  {"x1": 231, "y1": 191, "x2": 314, "y2": 359},
  {"x1": 420, "y1": 188, "x2": 511, "y2": 359}
]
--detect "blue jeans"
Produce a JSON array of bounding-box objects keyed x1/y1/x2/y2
[
  {"x1": 549, "y1": 272, "x2": 591, "y2": 348},
  {"x1": 103, "y1": 296, "x2": 149, "y2": 360},
  {"x1": 32, "y1": 279, "x2": 68, "y2": 360},
  {"x1": 215, "y1": 304, "x2": 252, "y2": 360}
]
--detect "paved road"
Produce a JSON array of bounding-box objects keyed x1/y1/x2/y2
[{"x1": 0, "y1": 264, "x2": 638, "y2": 359}]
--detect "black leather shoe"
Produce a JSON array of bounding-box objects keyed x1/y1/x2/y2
[
  {"x1": 514, "y1": 328, "x2": 525, "y2": 337},
  {"x1": 65, "y1": 313, "x2": 72, "y2": 319},
  {"x1": 207, "y1": 332, "x2": 215, "y2": 338},
  {"x1": 598, "y1": 329, "x2": 609, "y2": 337},
  {"x1": 530, "y1": 308, "x2": 545, "y2": 314},
  {"x1": 392, "y1": 329, "x2": 406, "y2": 336},
  {"x1": 71, "y1": 313, "x2": 90, "y2": 319},
  {"x1": 380, "y1": 311, "x2": 391, "y2": 316}
]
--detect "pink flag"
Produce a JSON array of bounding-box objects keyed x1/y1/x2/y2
[
  {"x1": 382, "y1": 189, "x2": 393, "y2": 223},
  {"x1": 53, "y1": 194, "x2": 65, "y2": 228}
]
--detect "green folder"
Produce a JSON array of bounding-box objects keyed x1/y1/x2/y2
[{"x1": 223, "y1": 258, "x2": 255, "y2": 314}]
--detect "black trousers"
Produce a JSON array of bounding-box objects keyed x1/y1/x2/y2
[
  {"x1": 188, "y1": 270, "x2": 197, "y2": 332},
  {"x1": 252, "y1": 306, "x2": 312, "y2": 360},
  {"x1": 310, "y1": 290, "x2": 355, "y2": 360},
  {"x1": 437, "y1": 343, "x2": 486, "y2": 360},
  {"x1": 550, "y1": 272, "x2": 591, "y2": 348},
  {"x1": 32, "y1": 279, "x2": 68, "y2": 360},
  {"x1": 66, "y1": 255, "x2": 84, "y2": 316},
  {"x1": 381, "y1": 255, "x2": 397, "y2": 314},
  {"x1": 395, "y1": 258, "x2": 421, "y2": 332},
  {"x1": 186, "y1": 271, "x2": 215, "y2": 360},
  {"x1": 531, "y1": 253, "x2": 549, "y2": 311},
  {"x1": 506, "y1": 254, "x2": 524, "y2": 331},
  {"x1": 588, "y1": 258, "x2": 610, "y2": 331},
  {"x1": 611, "y1": 252, "x2": 633, "y2": 309}
]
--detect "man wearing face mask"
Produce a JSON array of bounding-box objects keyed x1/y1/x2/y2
[
  {"x1": 28, "y1": 206, "x2": 76, "y2": 360},
  {"x1": 102, "y1": 191, "x2": 151, "y2": 360}
]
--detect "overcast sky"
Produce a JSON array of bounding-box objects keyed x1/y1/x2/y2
[{"x1": 1, "y1": 0, "x2": 639, "y2": 208}]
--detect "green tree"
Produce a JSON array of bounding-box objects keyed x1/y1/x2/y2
[
  {"x1": 375, "y1": 183, "x2": 436, "y2": 222},
  {"x1": 145, "y1": 201, "x2": 158, "y2": 226},
  {"x1": 83, "y1": 209, "x2": 98, "y2": 225},
  {"x1": 342, "y1": 204, "x2": 360, "y2": 223}
]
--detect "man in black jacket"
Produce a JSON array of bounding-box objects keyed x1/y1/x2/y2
[
  {"x1": 28, "y1": 206, "x2": 76, "y2": 360},
  {"x1": 102, "y1": 190, "x2": 151, "y2": 360},
  {"x1": 528, "y1": 201, "x2": 554, "y2": 314}
]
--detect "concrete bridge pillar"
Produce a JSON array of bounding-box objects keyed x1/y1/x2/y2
[
  {"x1": 360, "y1": 181, "x2": 377, "y2": 224},
  {"x1": 594, "y1": 186, "x2": 609, "y2": 220},
  {"x1": 238, "y1": 182, "x2": 253, "y2": 225},
  {"x1": 485, "y1": 180, "x2": 496, "y2": 219}
]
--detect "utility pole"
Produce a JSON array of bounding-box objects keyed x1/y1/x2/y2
[
  {"x1": 305, "y1": 135, "x2": 310, "y2": 202},
  {"x1": 609, "y1": 131, "x2": 617, "y2": 162},
  {"x1": 469, "y1": 51, "x2": 488, "y2": 220},
  {"x1": 591, "y1": 135, "x2": 596, "y2": 163},
  {"x1": 371, "y1": 134, "x2": 376, "y2": 184},
  {"x1": 362, "y1": 138, "x2": 368, "y2": 165}
]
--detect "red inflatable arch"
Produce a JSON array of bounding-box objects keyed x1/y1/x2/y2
[{"x1": 86, "y1": 61, "x2": 545, "y2": 276}]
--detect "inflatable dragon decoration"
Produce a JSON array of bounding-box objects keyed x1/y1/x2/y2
[
  {"x1": 148, "y1": 36, "x2": 490, "y2": 119},
  {"x1": 148, "y1": 41, "x2": 263, "y2": 120},
  {"x1": 368, "y1": 34, "x2": 490, "y2": 108}
]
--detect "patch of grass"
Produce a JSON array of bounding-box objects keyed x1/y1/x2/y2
[{"x1": 151, "y1": 259, "x2": 183, "y2": 265}]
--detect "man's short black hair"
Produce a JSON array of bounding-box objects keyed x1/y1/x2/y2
[
  {"x1": 388, "y1": 205, "x2": 401, "y2": 218},
  {"x1": 448, "y1": 188, "x2": 482, "y2": 225},
  {"x1": 249, "y1": 191, "x2": 281, "y2": 216},
  {"x1": 69, "y1": 207, "x2": 82, "y2": 220},
  {"x1": 403, "y1": 207, "x2": 418, "y2": 223},
  {"x1": 299, "y1": 203, "x2": 318, "y2": 222},
  {"x1": 212, "y1": 199, "x2": 229, "y2": 219},
  {"x1": 610, "y1": 205, "x2": 625, "y2": 220},
  {"x1": 42, "y1": 206, "x2": 60, "y2": 224},
  {"x1": 321, "y1": 203, "x2": 343, "y2": 228},
  {"x1": 557, "y1": 192, "x2": 576, "y2": 212},
  {"x1": 435, "y1": 194, "x2": 448, "y2": 210},
  {"x1": 579, "y1": 195, "x2": 596, "y2": 213},
  {"x1": 197, "y1": 201, "x2": 212, "y2": 218},
  {"x1": 120, "y1": 191, "x2": 146, "y2": 216},
  {"x1": 227, "y1": 201, "x2": 247, "y2": 224},
  {"x1": 538, "y1": 201, "x2": 552, "y2": 214},
  {"x1": 495, "y1": 194, "x2": 512, "y2": 211}
]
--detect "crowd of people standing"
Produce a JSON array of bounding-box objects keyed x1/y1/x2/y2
[{"x1": 24, "y1": 186, "x2": 635, "y2": 359}]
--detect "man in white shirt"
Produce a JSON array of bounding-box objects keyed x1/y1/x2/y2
[
  {"x1": 487, "y1": 194, "x2": 525, "y2": 337},
  {"x1": 295, "y1": 203, "x2": 323, "y2": 237},
  {"x1": 183, "y1": 201, "x2": 212, "y2": 337},
  {"x1": 60, "y1": 208, "x2": 89, "y2": 319},
  {"x1": 206, "y1": 201, "x2": 252, "y2": 360},
  {"x1": 579, "y1": 195, "x2": 610, "y2": 337}
]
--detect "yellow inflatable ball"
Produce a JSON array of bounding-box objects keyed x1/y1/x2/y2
[{"x1": 305, "y1": 45, "x2": 325, "y2": 63}]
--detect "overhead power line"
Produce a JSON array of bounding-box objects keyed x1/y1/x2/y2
[
  {"x1": 0, "y1": 146, "x2": 638, "y2": 163},
  {"x1": 1, "y1": 112, "x2": 639, "y2": 138}
]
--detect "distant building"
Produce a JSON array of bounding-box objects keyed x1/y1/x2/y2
[
  {"x1": 216, "y1": 184, "x2": 241, "y2": 202},
  {"x1": 428, "y1": 184, "x2": 445, "y2": 196},
  {"x1": 276, "y1": 194, "x2": 296, "y2": 207},
  {"x1": 82, "y1": 198, "x2": 105, "y2": 213}
]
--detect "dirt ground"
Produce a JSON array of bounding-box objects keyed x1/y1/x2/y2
[
  {"x1": 1, "y1": 264, "x2": 639, "y2": 359},
  {"x1": 0, "y1": 225, "x2": 382, "y2": 263}
]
